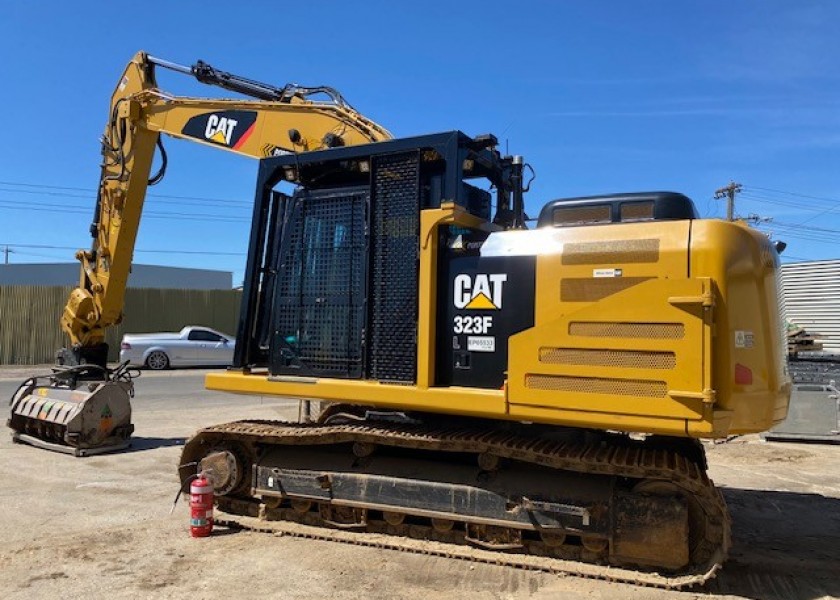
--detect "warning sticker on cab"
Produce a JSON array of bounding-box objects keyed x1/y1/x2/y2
[
  {"x1": 734, "y1": 330, "x2": 754, "y2": 349},
  {"x1": 467, "y1": 336, "x2": 496, "y2": 352}
]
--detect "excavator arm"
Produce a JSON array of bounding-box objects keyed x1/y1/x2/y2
[{"x1": 60, "y1": 51, "x2": 392, "y2": 365}]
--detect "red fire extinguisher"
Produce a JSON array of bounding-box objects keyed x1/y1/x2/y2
[{"x1": 190, "y1": 471, "x2": 214, "y2": 537}]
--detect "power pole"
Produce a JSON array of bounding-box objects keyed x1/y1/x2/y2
[
  {"x1": 714, "y1": 181, "x2": 742, "y2": 221},
  {"x1": 3, "y1": 245, "x2": 11, "y2": 264}
]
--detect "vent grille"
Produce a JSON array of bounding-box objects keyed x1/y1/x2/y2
[
  {"x1": 569, "y1": 322, "x2": 685, "y2": 339},
  {"x1": 561, "y1": 277, "x2": 652, "y2": 302},
  {"x1": 539, "y1": 347, "x2": 676, "y2": 369},
  {"x1": 562, "y1": 239, "x2": 660, "y2": 265},
  {"x1": 368, "y1": 152, "x2": 420, "y2": 383},
  {"x1": 620, "y1": 201, "x2": 655, "y2": 221},
  {"x1": 525, "y1": 374, "x2": 667, "y2": 397},
  {"x1": 552, "y1": 204, "x2": 611, "y2": 226}
]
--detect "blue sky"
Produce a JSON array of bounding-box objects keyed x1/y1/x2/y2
[{"x1": 1, "y1": 1, "x2": 838, "y2": 284}]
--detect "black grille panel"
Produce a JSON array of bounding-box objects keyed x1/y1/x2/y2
[
  {"x1": 368, "y1": 152, "x2": 420, "y2": 382},
  {"x1": 271, "y1": 187, "x2": 367, "y2": 378}
]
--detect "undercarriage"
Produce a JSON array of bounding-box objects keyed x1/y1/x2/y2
[{"x1": 179, "y1": 409, "x2": 728, "y2": 589}]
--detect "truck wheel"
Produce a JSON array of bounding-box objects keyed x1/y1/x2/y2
[{"x1": 146, "y1": 351, "x2": 170, "y2": 370}]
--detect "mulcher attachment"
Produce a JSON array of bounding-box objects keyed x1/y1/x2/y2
[{"x1": 7, "y1": 364, "x2": 135, "y2": 457}]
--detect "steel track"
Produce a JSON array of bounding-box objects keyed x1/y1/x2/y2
[{"x1": 181, "y1": 419, "x2": 730, "y2": 589}]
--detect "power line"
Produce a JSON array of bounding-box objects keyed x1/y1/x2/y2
[
  {"x1": 742, "y1": 193, "x2": 840, "y2": 232},
  {"x1": 754, "y1": 225, "x2": 838, "y2": 245},
  {"x1": 0, "y1": 180, "x2": 252, "y2": 205},
  {"x1": 740, "y1": 192, "x2": 833, "y2": 210},
  {"x1": 0, "y1": 243, "x2": 246, "y2": 256},
  {"x1": 0, "y1": 204, "x2": 88, "y2": 216},
  {"x1": 0, "y1": 199, "x2": 249, "y2": 223},
  {"x1": 745, "y1": 185, "x2": 840, "y2": 205},
  {"x1": 769, "y1": 221, "x2": 840, "y2": 235},
  {"x1": 791, "y1": 202, "x2": 840, "y2": 229},
  {"x1": 0, "y1": 186, "x2": 252, "y2": 209},
  {"x1": 742, "y1": 184, "x2": 840, "y2": 229},
  {"x1": 739, "y1": 194, "x2": 840, "y2": 224},
  {"x1": 780, "y1": 254, "x2": 815, "y2": 262},
  {"x1": 11, "y1": 250, "x2": 68, "y2": 260},
  {"x1": 738, "y1": 193, "x2": 806, "y2": 209},
  {"x1": 755, "y1": 220, "x2": 840, "y2": 237}
]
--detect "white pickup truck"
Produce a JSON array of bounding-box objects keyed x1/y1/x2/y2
[{"x1": 118, "y1": 326, "x2": 235, "y2": 369}]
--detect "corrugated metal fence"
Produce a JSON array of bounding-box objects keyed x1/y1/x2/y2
[
  {"x1": 0, "y1": 286, "x2": 242, "y2": 365},
  {"x1": 782, "y1": 259, "x2": 840, "y2": 354}
]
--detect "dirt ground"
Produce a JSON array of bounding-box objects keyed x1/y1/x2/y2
[{"x1": 1, "y1": 368, "x2": 838, "y2": 600}]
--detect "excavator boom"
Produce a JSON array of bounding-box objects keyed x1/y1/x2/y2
[
  {"x1": 9, "y1": 51, "x2": 391, "y2": 456},
  {"x1": 59, "y1": 52, "x2": 391, "y2": 364}
]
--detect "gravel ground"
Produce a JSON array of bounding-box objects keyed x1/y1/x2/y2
[{"x1": 1, "y1": 368, "x2": 838, "y2": 599}]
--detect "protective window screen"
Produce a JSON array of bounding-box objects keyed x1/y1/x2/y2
[
  {"x1": 272, "y1": 187, "x2": 368, "y2": 378},
  {"x1": 368, "y1": 152, "x2": 420, "y2": 383}
]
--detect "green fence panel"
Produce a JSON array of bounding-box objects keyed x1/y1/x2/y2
[{"x1": 0, "y1": 286, "x2": 241, "y2": 365}]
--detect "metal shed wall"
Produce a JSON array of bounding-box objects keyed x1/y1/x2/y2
[
  {"x1": 0, "y1": 263, "x2": 232, "y2": 289},
  {"x1": 781, "y1": 259, "x2": 840, "y2": 353}
]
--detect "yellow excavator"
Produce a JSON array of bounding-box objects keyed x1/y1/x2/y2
[
  {"x1": 7, "y1": 51, "x2": 391, "y2": 456},
  {"x1": 9, "y1": 51, "x2": 790, "y2": 587},
  {"x1": 179, "y1": 143, "x2": 789, "y2": 587}
]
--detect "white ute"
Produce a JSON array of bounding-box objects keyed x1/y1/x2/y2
[{"x1": 119, "y1": 326, "x2": 235, "y2": 369}]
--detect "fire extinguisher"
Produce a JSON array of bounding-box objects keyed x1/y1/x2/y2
[{"x1": 190, "y1": 471, "x2": 214, "y2": 537}]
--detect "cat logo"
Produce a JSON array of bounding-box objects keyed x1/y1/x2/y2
[
  {"x1": 205, "y1": 114, "x2": 238, "y2": 144},
  {"x1": 181, "y1": 110, "x2": 258, "y2": 150},
  {"x1": 454, "y1": 274, "x2": 507, "y2": 310}
]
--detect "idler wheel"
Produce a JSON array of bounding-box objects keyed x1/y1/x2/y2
[
  {"x1": 581, "y1": 535, "x2": 608, "y2": 554},
  {"x1": 477, "y1": 453, "x2": 500, "y2": 471},
  {"x1": 431, "y1": 518, "x2": 454, "y2": 533},
  {"x1": 540, "y1": 530, "x2": 567, "y2": 548},
  {"x1": 353, "y1": 442, "x2": 376, "y2": 458},
  {"x1": 199, "y1": 449, "x2": 243, "y2": 496},
  {"x1": 633, "y1": 479, "x2": 705, "y2": 557},
  {"x1": 262, "y1": 496, "x2": 282, "y2": 509},
  {"x1": 383, "y1": 511, "x2": 405, "y2": 526},
  {"x1": 291, "y1": 499, "x2": 313, "y2": 514}
]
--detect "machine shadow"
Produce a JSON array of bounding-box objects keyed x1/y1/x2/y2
[
  {"x1": 127, "y1": 436, "x2": 186, "y2": 452},
  {"x1": 702, "y1": 487, "x2": 840, "y2": 600}
]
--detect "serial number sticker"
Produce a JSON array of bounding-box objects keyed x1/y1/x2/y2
[
  {"x1": 734, "y1": 330, "x2": 754, "y2": 349},
  {"x1": 467, "y1": 336, "x2": 496, "y2": 352},
  {"x1": 593, "y1": 268, "x2": 623, "y2": 278}
]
